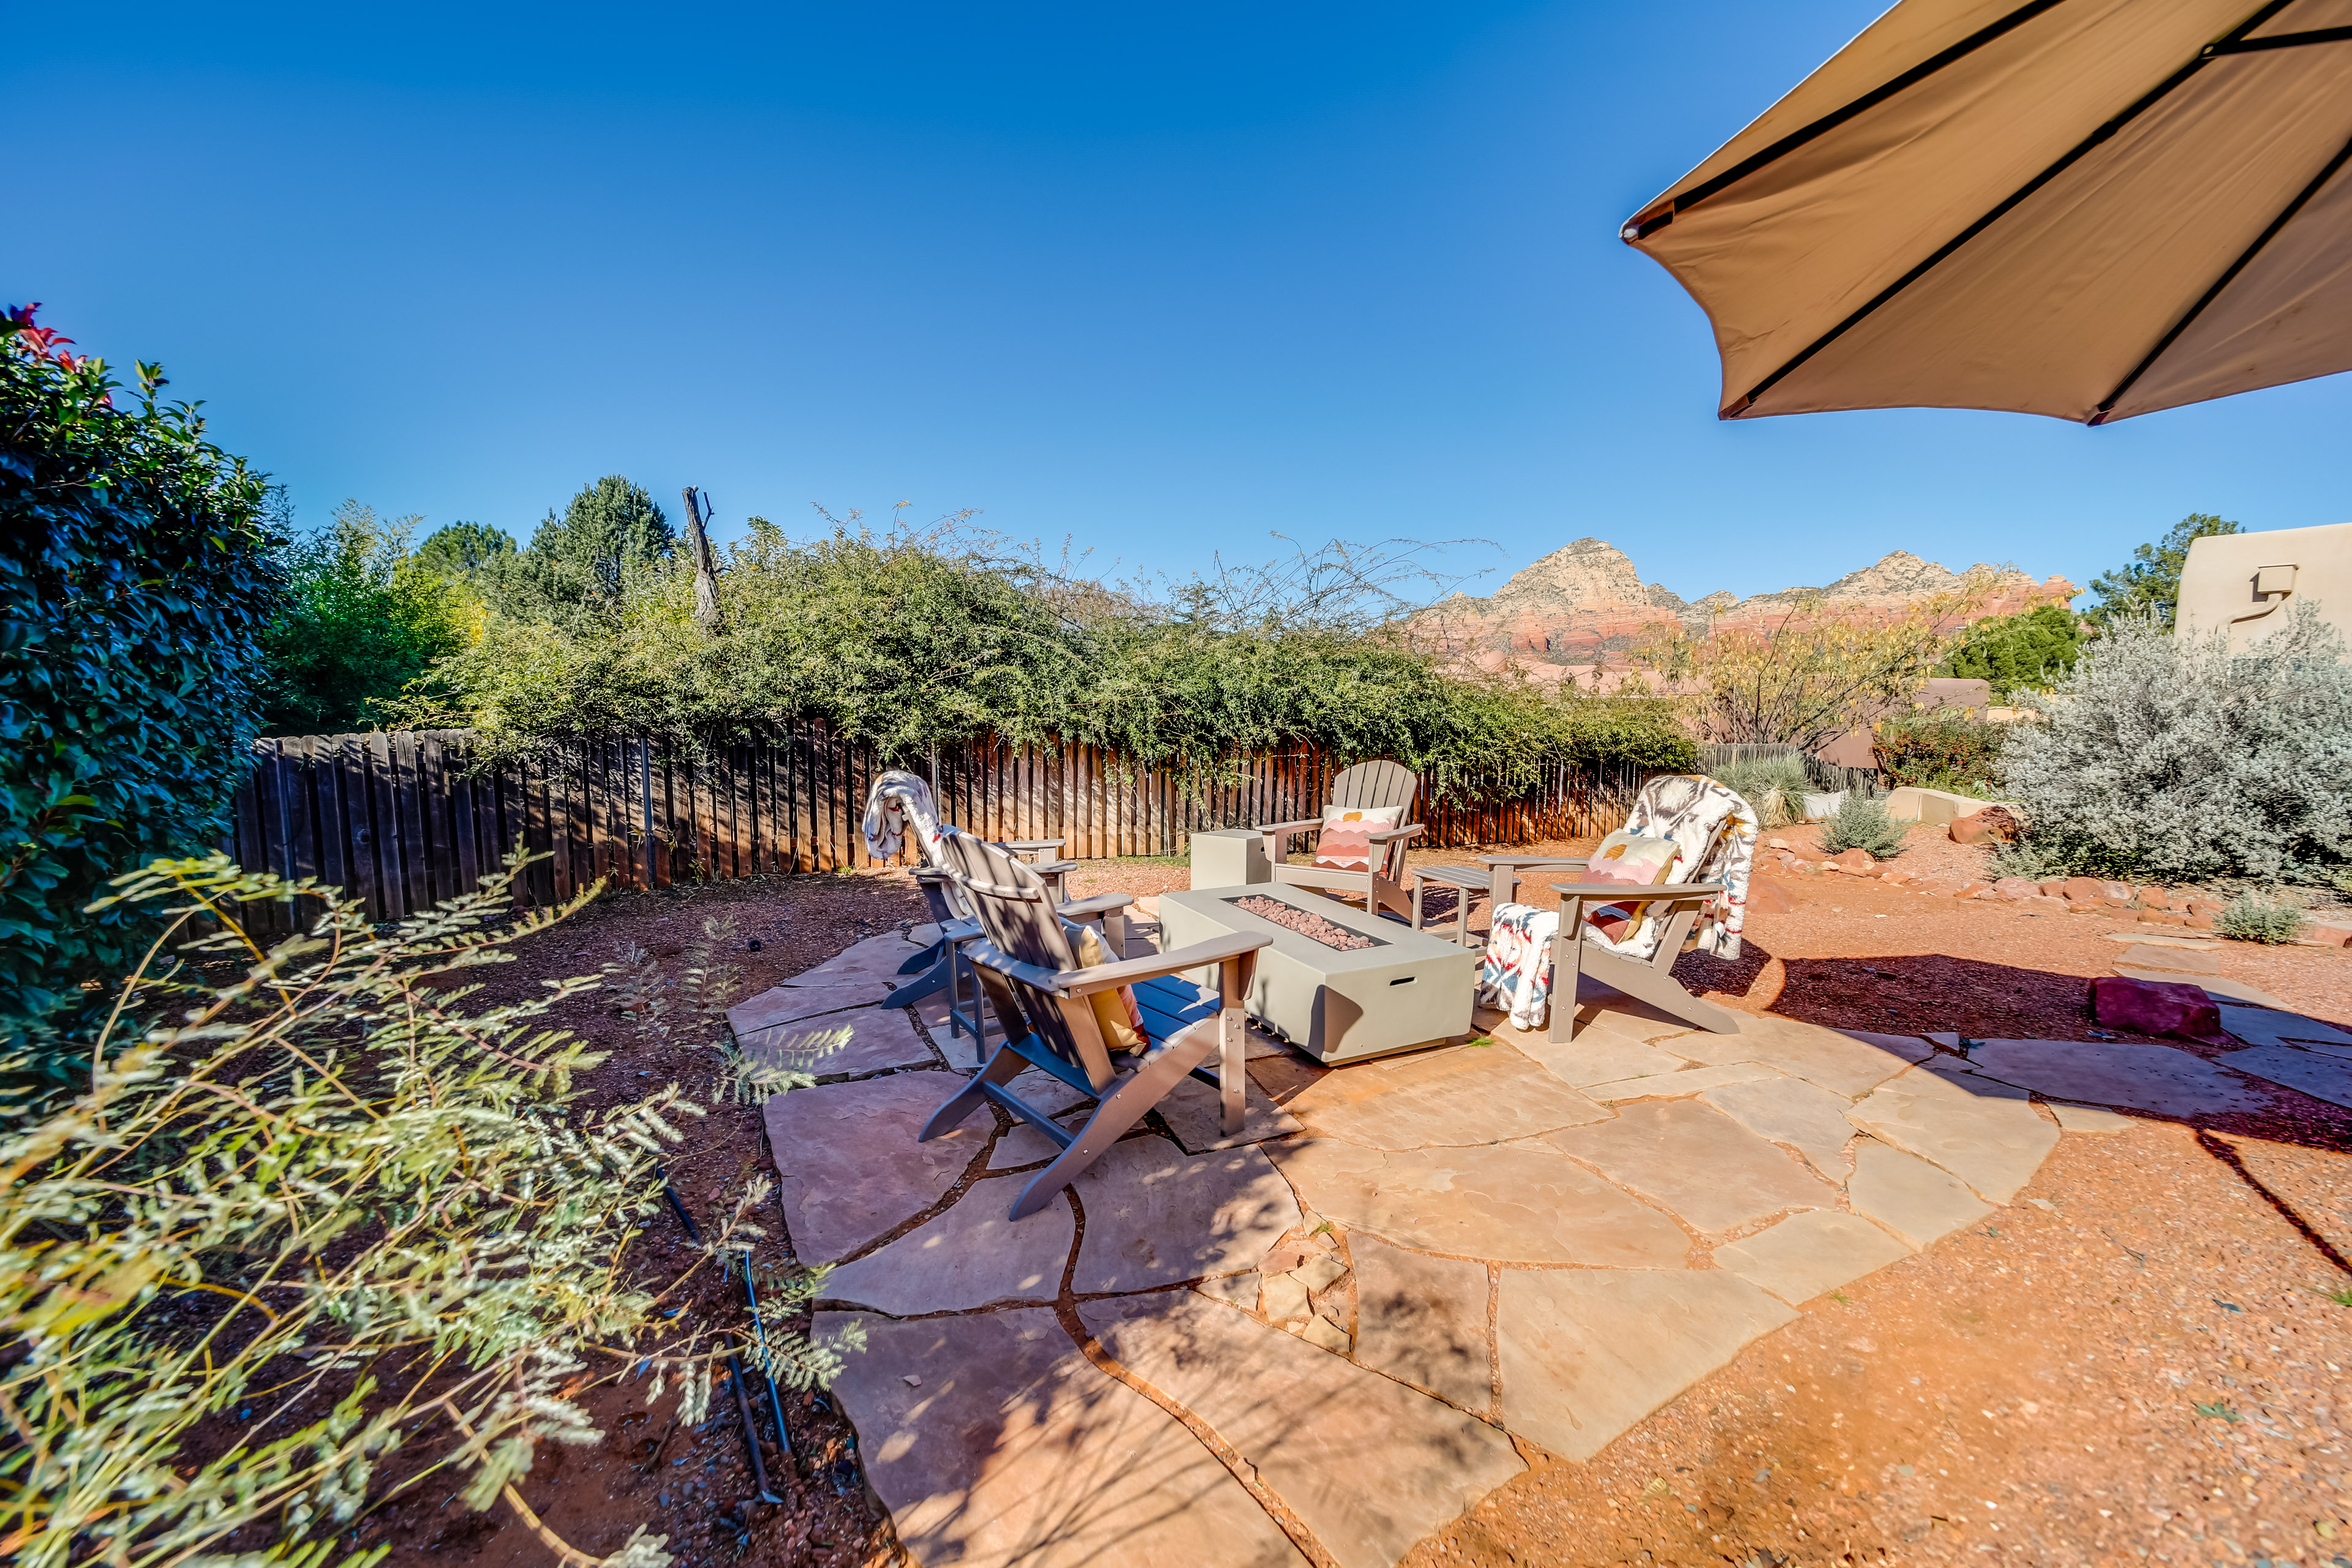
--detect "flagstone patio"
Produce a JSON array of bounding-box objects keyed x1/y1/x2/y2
[{"x1": 739, "y1": 930, "x2": 2346, "y2": 1568}]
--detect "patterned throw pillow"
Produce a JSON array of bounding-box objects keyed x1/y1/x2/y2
[
  {"x1": 1064, "y1": 921, "x2": 1145, "y2": 1053},
  {"x1": 1580, "y1": 831, "x2": 1681, "y2": 945},
  {"x1": 1311, "y1": 805, "x2": 1407, "y2": 873}
]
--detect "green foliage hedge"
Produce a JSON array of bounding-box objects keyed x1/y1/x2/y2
[
  {"x1": 432, "y1": 521, "x2": 1695, "y2": 794},
  {"x1": 0, "y1": 308, "x2": 281, "y2": 1054},
  {"x1": 1872, "y1": 709, "x2": 2006, "y2": 796},
  {"x1": 1934, "y1": 604, "x2": 2080, "y2": 699}
]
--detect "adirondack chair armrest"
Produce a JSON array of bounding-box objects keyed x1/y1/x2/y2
[
  {"x1": 1060, "y1": 932, "x2": 1272, "y2": 996},
  {"x1": 1479, "y1": 854, "x2": 1590, "y2": 869},
  {"x1": 1365, "y1": 823, "x2": 1425, "y2": 843},
  {"x1": 1547, "y1": 880, "x2": 1725, "y2": 899},
  {"x1": 965, "y1": 932, "x2": 1269, "y2": 998},
  {"x1": 1001, "y1": 838, "x2": 1066, "y2": 858},
  {"x1": 1257, "y1": 817, "x2": 1322, "y2": 845},
  {"x1": 1056, "y1": 892, "x2": 1134, "y2": 920},
  {"x1": 1030, "y1": 858, "x2": 1082, "y2": 877}
]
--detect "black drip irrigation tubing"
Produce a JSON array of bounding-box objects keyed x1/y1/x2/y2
[{"x1": 656, "y1": 1164, "x2": 789, "y2": 1507}]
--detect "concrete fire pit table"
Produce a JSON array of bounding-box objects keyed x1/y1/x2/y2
[{"x1": 1159, "y1": 884, "x2": 1479, "y2": 1064}]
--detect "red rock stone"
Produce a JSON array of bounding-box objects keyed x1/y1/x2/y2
[
  {"x1": 2310, "y1": 922, "x2": 2352, "y2": 949},
  {"x1": 2019, "y1": 895, "x2": 2073, "y2": 915},
  {"x1": 1830, "y1": 848, "x2": 1876, "y2": 873},
  {"x1": 1991, "y1": 877, "x2": 2040, "y2": 900},
  {"x1": 2137, "y1": 910, "x2": 2192, "y2": 927},
  {"x1": 2088, "y1": 976, "x2": 2223, "y2": 1043},
  {"x1": 1952, "y1": 881, "x2": 1989, "y2": 899},
  {"x1": 2138, "y1": 886, "x2": 2172, "y2": 911},
  {"x1": 1948, "y1": 806, "x2": 2021, "y2": 845},
  {"x1": 2182, "y1": 896, "x2": 2226, "y2": 919},
  {"x1": 2038, "y1": 879, "x2": 2068, "y2": 898},
  {"x1": 2060, "y1": 876, "x2": 2106, "y2": 902}
]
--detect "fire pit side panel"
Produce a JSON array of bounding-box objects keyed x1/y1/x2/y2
[{"x1": 1160, "y1": 887, "x2": 1478, "y2": 1063}]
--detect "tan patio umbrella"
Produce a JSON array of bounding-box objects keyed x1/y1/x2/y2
[{"x1": 1622, "y1": 0, "x2": 2352, "y2": 424}]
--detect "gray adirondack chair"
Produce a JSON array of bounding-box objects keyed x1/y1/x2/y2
[
  {"x1": 919, "y1": 829, "x2": 1273, "y2": 1220},
  {"x1": 1254, "y1": 760, "x2": 1425, "y2": 919}
]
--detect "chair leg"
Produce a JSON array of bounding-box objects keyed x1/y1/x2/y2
[
  {"x1": 919, "y1": 1041, "x2": 1023, "y2": 1142},
  {"x1": 1006, "y1": 1025, "x2": 1219, "y2": 1219},
  {"x1": 1218, "y1": 1003, "x2": 1246, "y2": 1138},
  {"x1": 1547, "y1": 940, "x2": 1581, "y2": 1044},
  {"x1": 881, "y1": 946, "x2": 952, "y2": 1009}
]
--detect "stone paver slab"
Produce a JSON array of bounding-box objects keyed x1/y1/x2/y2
[
  {"x1": 1281, "y1": 1042, "x2": 1608, "y2": 1149},
  {"x1": 1712, "y1": 1210, "x2": 1913, "y2": 1305},
  {"x1": 1349, "y1": 1234, "x2": 1493, "y2": 1414},
  {"x1": 2048, "y1": 1101, "x2": 2136, "y2": 1133},
  {"x1": 750, "y1": 1006, "x2": 935, "y2": 1079},
  {"x1": 1072, "y1": 1137, "x2": 1301, "y2": 1293},
  {"x1": 1582, "y1": 1061, "x2": 1782, "y2": 1103},
  {"x1": 1510, "y1": 1033, "x2": 1692, "y2": 1088},
  {"x1": 2218, "y1": 1005, "x2": 2352, "y2": 1051},
  {"x1": 1268, "y1": 1137, "x2": 1690, "y2": 1267},
  {"x1": 784, "y1": 932, "x2": 925, "y2": 989},
  {"x1": 1158, "y1": 1073, "x2": 1306, "y2": 1152},
  {"x1": 1832, "y1": 1029, "x2": 1937, "y2": 1058},
  {"x1": 2219, "y1": 1046, "x2": 2352, "y2": 1110},
  {"x1": 1702, "y1": 1075, "x2": 1858, "y2": 1178},
  {"x1": 1965, "y1": 1038, "x2": 2272, "y2": 1117},
  {"x1": 1847, "y1": 1066, "x2": 2059, "y2": 1202},
  {"x1": 1545, "y1": 1099, "x2": 1838, "y2": 1235},
  {"x1": 1082, "y1": 1292, "x2": 1523, "y2": 1568},
  {"x1": 1497, "y1": 1270, "x2": 1795, "y2": 1462},
  {"x1": 766, "y1": 1072, "x2": 982, "y2": 1263},
  {"x1": 1671, "y1": 1012, "x2": 1924, "y2": 1098},
  {"x1": 820, "y1": 1308, "x2": 1304, "y2": 1568},
  {"x1": 1845, "y1": 1140, "x2": 1994, "y2": 1248},
  {"x1": 729, "y1": 983, "x2": 876, "y2": 1040},
  {"x1": 821, "y1": 1177, "x2": 1074, "y2": 1313}
]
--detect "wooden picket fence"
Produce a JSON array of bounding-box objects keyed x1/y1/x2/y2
[{"x1": 223, "y1": 724, "x2": 1661, "y2": 929}]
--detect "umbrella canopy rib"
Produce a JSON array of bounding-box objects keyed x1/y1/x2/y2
[
  {"x1": 1722, "y1": 0, "x2": 2304, "y2": 418},
  {"x1": 2090, "y1": 126, "x2": 2352, "y2": 423},
  {"x1": 1620, "y1": 0, "x2": 2069, "y2": 243}
]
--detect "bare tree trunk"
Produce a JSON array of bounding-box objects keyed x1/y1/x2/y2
[{"x1": 680, "y1": 486, "x2": 724, "y2": 630}]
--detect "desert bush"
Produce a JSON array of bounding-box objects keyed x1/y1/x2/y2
[
  {"x1": 1873, "y1": 709, "x2": 2005, "y2": 795},
  {"x1": 1644, "y1": 587, "x2": 1983, "y2": 753},
  {"x1": 1986, "y1": 838, "x2": 2076, "y2": 881},
  {"x1": 2214, "y1": 892, "x2": 2306, "y2": 944},
  {"x1": 1, "y1": 306, "x2": 283, "y2": 1070},
  {"x1": 1997, "y1": 606, "x2": 2352, "y2": 883},
  {"x1": 1714, "y1": 755, "x2": 1811, "y2": 829},
  {"x1": 1818, "y1": 793, "x2": 1909, "y2": 859},
  {"x1": 0, "y1": 851, "x2": 854, "y2": 1568}
]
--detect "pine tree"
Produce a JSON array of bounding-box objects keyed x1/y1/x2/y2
[{"x1": 2086, "y1": 513, "x2": 2239, "y2": 629}]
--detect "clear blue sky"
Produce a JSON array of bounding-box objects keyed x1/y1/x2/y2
[{"x1": 8, "y1": 1, "x2": 2344, "y2": 604}]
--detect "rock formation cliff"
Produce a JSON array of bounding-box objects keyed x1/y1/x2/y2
[{"x1": 1417, "y1": 539, "x2": 2076, "y2": 658}]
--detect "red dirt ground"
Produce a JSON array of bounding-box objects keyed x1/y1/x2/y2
[{"x1": 346, "y1": 835, "x2": 2352, "y2": 1568}]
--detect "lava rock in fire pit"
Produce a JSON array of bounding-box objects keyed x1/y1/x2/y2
[{"x1": 1231, "y1": 894, "x2": 1378, "y2": 951}]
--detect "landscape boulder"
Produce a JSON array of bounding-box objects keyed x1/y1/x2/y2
[
  {"x1": 1991, "y1": 877, "x2": 2041, "y2": 900},
  {"x1": 2019, "y1": 895, "x2": 2073, "y2": 915},
  {"x1": 2088, "y1": 976, "x2": 2225, "y2": 1044},
  {"x1": 2137, "y1": 910, "x2": 2192, "y2": 927},
  {"x1": 1829, "y1": 848, "x2": 1876, "y2": 873},
  {"x1": 1948, "y1": 805, "x2": 2021, "y2": 845},
  {"x1": 2138, "y1": 886, "x2": 2171, "y2": 910}
]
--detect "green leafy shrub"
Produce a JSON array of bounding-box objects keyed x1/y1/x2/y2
[
  {"x1": 258, "y1": 500, "x2": 479, "y2": 733},
  {"x1": 2214, "y1": 892, "x2": 2306, "y2": 944},
  {"x1": 1997, "y1": 606, "x2": 2352, "y2": 883},
  {"x1": 1819, "y1": 793, "x2": 1909, "y2": 859},
  {"x1": 429, "y1": 519, "x2": 1697, "y2": 797},
  {"x1": 1714, "y1": 755, "x2": 1811, "y2": 829},
  {"x1": 1986, "y1": 838, "x2": 2075, "y2": 881},
  {"x1": 1873, "y1": 708, "x2": 2006, "y2": 795},
  {"x1": 0, "y1": 306, "x2": 282, "y2": 1062},
  {"x1": 2086, "y1": 513, "x2": 2240, "y2": 630},
  {"x1": 1934, "y1": 604, "x2": 2081, "y2": 698},
  {"x1": 1, "y1": 852, "x2": 855, "y2": 1568}
]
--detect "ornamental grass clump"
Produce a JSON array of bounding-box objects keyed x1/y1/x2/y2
[
  {"x1": 1714, "y1": 755, "x2": 1812, "y2": 830},
  {"x1": 1818, "y1": 793, "x2": 1909, "y2": 860},
  {"x1": 2214, "y1": 892, "x2": 2307, "y2": 944},
  {"x1": 0, "y1": 851, "x2": 854, "y2": 1568}
]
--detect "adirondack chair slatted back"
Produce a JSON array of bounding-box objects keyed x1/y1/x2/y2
[
  {"x1": 1328, "y1": 760, "x2": 1419, "y2": 878},
  {"x1": 936, "y1": 828, "x2": 1117, "y2": 1090}
]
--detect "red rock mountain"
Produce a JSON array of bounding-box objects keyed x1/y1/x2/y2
[{"x1": 1415, "y1": 539, "x2": 2076, "y2": 659}]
